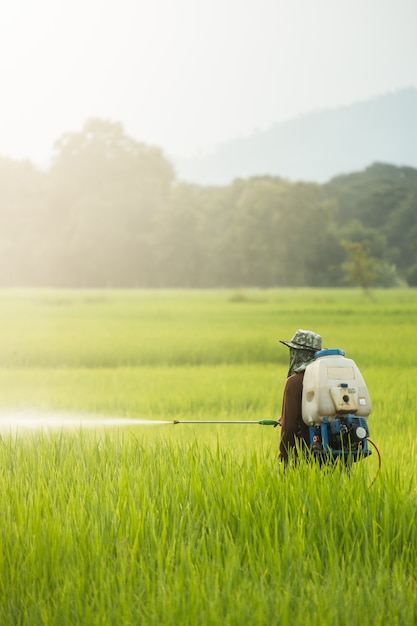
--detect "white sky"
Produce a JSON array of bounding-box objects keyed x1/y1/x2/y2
[{"x1": 1, "y1": 0, "x2": 416, "y2": 165}]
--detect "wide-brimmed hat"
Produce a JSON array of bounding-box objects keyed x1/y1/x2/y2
[{"x1": 279, "y1": 329, "x2": 322, "y2": 352}]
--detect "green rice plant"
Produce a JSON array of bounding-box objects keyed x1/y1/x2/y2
[
  {"x1": 0, "y1": 288, "x2": 416, "y2": 368},
  {"x1": 0, "y1": 433, "x2": 416, "y2": 625},
  {"x1": 0, "y1": 288, "x2": 416, "y2": 624}
]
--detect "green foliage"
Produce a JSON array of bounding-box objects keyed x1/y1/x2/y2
[
  {"x1": 2, "y1": 288, "x2": 416, "y2": 372},
  {"x1": 340, "y1": 240, "x2": 378, "y2": 291},
  {"x1": 1, "y1": 433, "x2": 416, "y2": 625},
  {"x1": 406, "y1": 263, "x2": 417, "y2": 286},
  {"x1": 0, "y1": 289, "x2": 417, "y2": 625},
  {"x1": 327, "y1": 162, "x2": 417, "y2": 280},
  {"x1": 0, "y1": 125, "x2": 416, "y2": 288}
]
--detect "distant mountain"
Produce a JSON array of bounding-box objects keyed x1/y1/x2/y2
[{"x1": 174, "y1": 88, "x2": 417, "y2": 186}]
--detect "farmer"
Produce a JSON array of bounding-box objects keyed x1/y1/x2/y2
[{"x1": 278, "y1": 329, "x2": 322, "y2": 463}]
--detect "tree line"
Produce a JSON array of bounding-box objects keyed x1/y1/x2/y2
[{"x1": 1, "y1": 119, "x2": 416, "y2": 288}]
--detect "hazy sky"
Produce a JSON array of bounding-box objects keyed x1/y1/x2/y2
[{"x1": 1, "y1": 0, "x2": 416, "y2": 165}]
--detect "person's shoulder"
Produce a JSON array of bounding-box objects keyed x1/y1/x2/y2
[{"x1": 285, "y1": 372, "x2": 304, "y2": 390}]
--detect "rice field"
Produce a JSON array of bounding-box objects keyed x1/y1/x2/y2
[{"x1": 0, "y1": 288, "x2": 416, "y2": 625}]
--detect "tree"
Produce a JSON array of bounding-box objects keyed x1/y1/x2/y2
[
  {"x1": 326, "y1": 163, "x2": 417, "y2": 282},
  {"x1": 406, "y1": 238, "x2": 417, "y2": 286},
  {"x1": 340, "y1": 240, "x2": 377, "y2": 293},
  {"x1": 46, "y1": 119, "x2": 175, "y2": 286},
  {"x1": 158, "y1": 183, "x2": 209, "y2": 287}
]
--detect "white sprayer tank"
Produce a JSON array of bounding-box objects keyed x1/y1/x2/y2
[{"x1": 302, "y1": 349, "x2": 372, "y2": 426}]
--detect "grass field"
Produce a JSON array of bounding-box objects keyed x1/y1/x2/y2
[{"x1": 0, "y1": 288, "x2": 416, "y2": 625}]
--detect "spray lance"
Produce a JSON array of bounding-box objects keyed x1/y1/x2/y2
[
  {"x1": 173, "y1": 419, "x2": 278, "y2": 425},
  {"x1": 171, "y1": 415, "x2": 381, "y2": 487}
]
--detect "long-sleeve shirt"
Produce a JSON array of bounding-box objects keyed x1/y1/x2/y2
[{"x1": 279, "y1": 371, "x2": 310, "y2": 462}]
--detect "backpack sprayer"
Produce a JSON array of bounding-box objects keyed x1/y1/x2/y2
[
  {"x1": 173, "y1": 347, "x2": 381, "y2": 480},
  {"x1": 300, "y1": 348, "x2": 379, "y2": 464}
]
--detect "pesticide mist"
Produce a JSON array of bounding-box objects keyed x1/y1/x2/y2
[{"x1": 0, "y1": 410, "x2": 171, "y2": 434}]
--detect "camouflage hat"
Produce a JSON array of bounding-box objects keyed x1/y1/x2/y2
[{"x1": 279, "y1": 329, "x2": 322, "y2": 352}]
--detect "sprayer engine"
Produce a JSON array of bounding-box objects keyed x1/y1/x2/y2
[{"x1": 310, "y1": 414, "x2": 372, "y2": 461}]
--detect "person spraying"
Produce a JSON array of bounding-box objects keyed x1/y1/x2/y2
[{"x1": 278, "y1": 329, "x2": 322, "y2": 464}]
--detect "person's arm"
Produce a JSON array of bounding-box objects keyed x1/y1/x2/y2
[{"x1": 279, "y1": 374, "x2": 303, "y2": 462}]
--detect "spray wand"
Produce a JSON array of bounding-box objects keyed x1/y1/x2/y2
[{"x1": 173, "y1": 419, "x2": 278, "y2": 426}]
